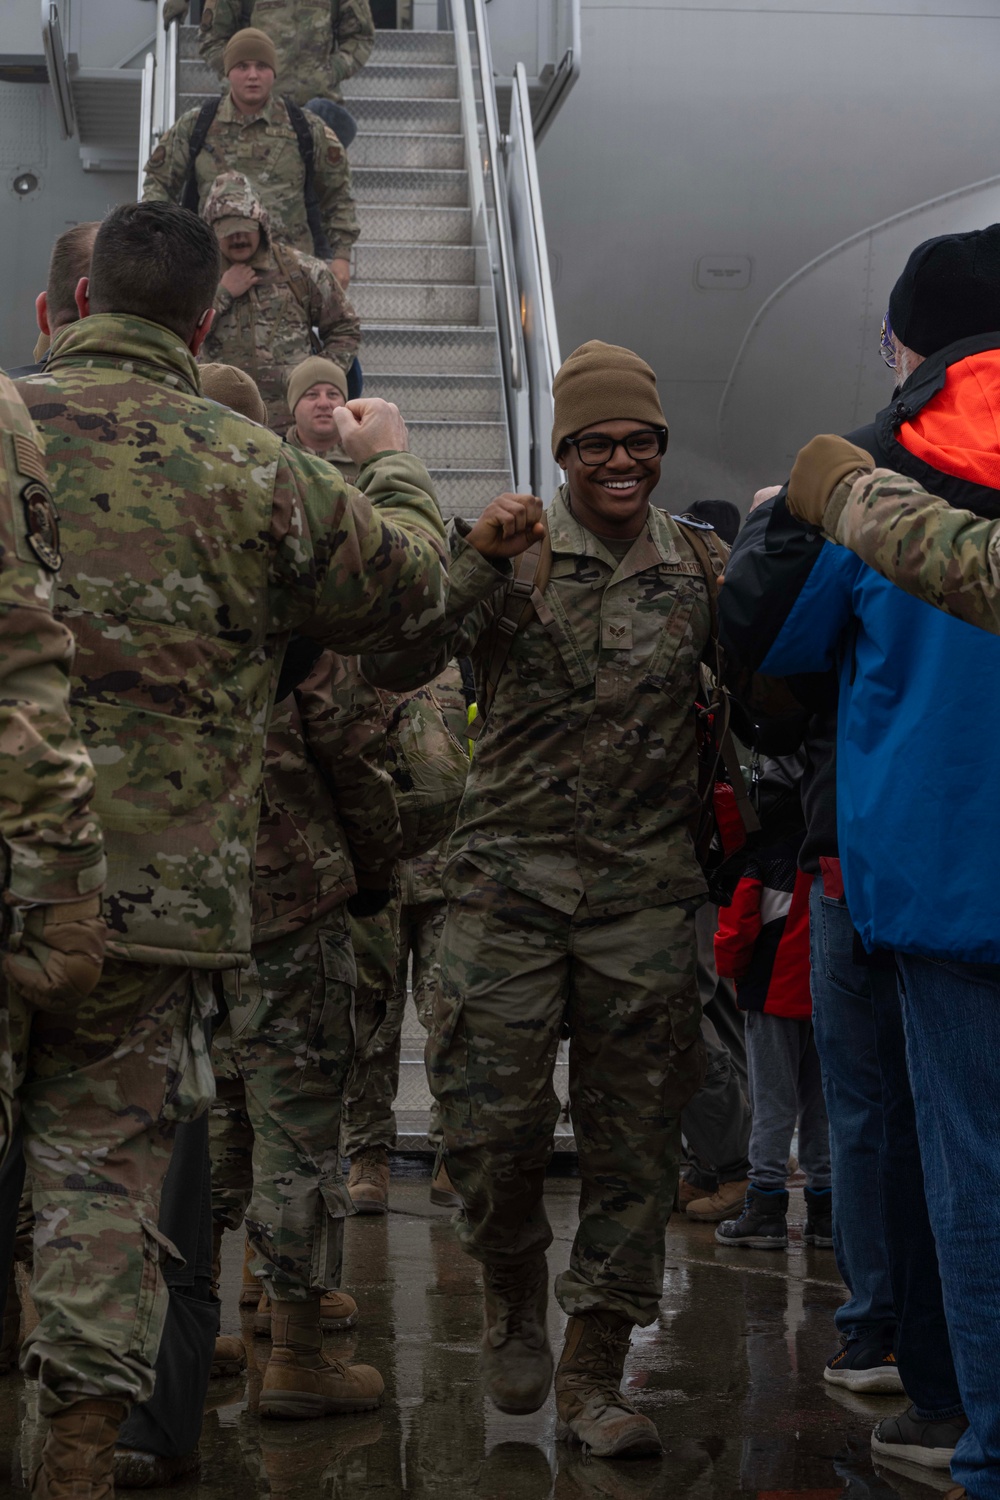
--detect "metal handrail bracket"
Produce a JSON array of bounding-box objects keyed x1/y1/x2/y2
[
  {"x1": 41, "y1": 0, "x2": 76, "y2": 139},
  {"x1": 533, "y1": 0, "x2": 580, "y2": 144}
]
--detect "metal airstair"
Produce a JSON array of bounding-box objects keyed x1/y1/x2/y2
[{"x1": 140, "y1": 0, "x2": 578, "y2": 1147}]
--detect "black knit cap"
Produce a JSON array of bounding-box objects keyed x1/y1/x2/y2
[{"x1": 889, "y1": 223, "x2": 1000, "y2": 356}]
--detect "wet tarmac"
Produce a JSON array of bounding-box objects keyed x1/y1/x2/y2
[{"x1": 1, "y1": 1160, "x2": 942, "y2": 1500}]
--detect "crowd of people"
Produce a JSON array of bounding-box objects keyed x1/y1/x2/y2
[{"x1": 0, "y1": 3, "x2": 998, "y2": 1497}]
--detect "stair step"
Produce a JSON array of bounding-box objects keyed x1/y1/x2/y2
[
  {"x1": 409, "y1": 420, "x2": 508, "y2": 470},
  {"x1": 341, "y1": 63, "x2": 456, "y2": 100},
  {"x1": 348, "y1": 96, "x2": 461, "y2": 134},
  {"x1": 176, "y1": 25, "x2": 456, "y2": 66},
  {"x1": 353, "y1": 280, "x2": 479, "y2": 324},
  {"x1": 356, "y1": 204, "x2": 470, "y2": 245},
  {"x1": 353, "y1": 166, "x2": 468, "y2": 207},
  {"x1": 363, "y1": 372, "x2": 504, "y2": 420},
  {"x1": 350, "y1": 131, "x2": 464, "y2": 170},
  {"x1": 428, "y1": 469, "x2": 514, "y2": 518},
  {"x1": 354, "y1": 242, "x2": 474, "y2": 284},
  {"x1": 362, "y1": 325, "x2": 499, "y2": 375}
]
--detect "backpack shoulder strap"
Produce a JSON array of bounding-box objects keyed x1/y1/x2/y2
[
  {"x1": 472, "y1": 520, "x2": 552, "y2": 733},
  {"x1": 239, "y1": 0, "x2": 253, "y2": 25},
  {"x1": 182, "y1": 97, "x2": 221, "y2": 212},
  {"x1": 284, "y1": 97, "x2": 333, "y2": 260}
]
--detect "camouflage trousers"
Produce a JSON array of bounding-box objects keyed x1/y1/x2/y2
[
  {"x1": 6, "y1": 959, "x2": 215, "y2": 1413},
  {"x1": 341, "y1": 895, "x2": 402, "y2": 1156},
  {"x1": 212, "y1": 911, "x2": 356, "y2": 1300},
  {"x1": 431, "y1": 863, "x2": 706, "y2": 1326}
]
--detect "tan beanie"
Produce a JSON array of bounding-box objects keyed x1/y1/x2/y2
[
  {"x1": 223, "y1": 27, "x2": 278, "y2": 75},
  {"x1": 287, "y1": 356, "x2": 349, "y2": 414},
  {"x1": 200, "y1": 362, "x2": 267, "y2": 424},
  {"x1": 551, "y1": 340, "x2": 666, "y2": 458}
]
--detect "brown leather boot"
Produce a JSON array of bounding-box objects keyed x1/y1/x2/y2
[
  {"x1": 254, "y1": 1289, "x2": 358, "y2": 1337},
  {"x1": 347, "y1": 1148, "x2": 390, "y2": 1214},
  {"x1": 211, "y1": 1333, "x2": 247, "y2": 1378},
  {"x1": 32, "y1": 1399, "x2": 127, "y2": 1499},
  {"x1": 555, "y1": 1313, "x2": 662, "y2": 1458},
  {"x1": 239, "y1": 1235, "x2": 260, "y2": 1309},
  {"x1": 259, "y1": 1297, "x2": 383, "y2": 1420},
  {"x1": 0, "y1": 1257, "x2": 21, "y2": 1375},
  {"x1": 481, "y1": 1256, "x2": 553, "y2": 1415},
  {"x1": 686, "y1": 1178, "x2": 751, "y2": 1223}
]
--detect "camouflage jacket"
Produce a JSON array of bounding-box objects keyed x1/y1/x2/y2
[
  {"x1": 365, "y1": 488, "x2": 711, "y2": 918},
  {"x1": 200, "y1": 172, "x2": 360, "y2": 431},
  {"x1": 142, "y1": 93, "x2": 359, "y2": 260},
  {"x1": 199, "y1": 0, "x2": 374, "y2": 105},
  {"x1": 16, "y1": 314, "x2": 445, "y2": 968},
  {"x1": 286, "y1": 424, "x2": 358, "y2": 487},
  {"x1": 395, "y1": 660, "x2": 470, "y2": 907},
  {"x1": 254, "y1": 650, "x2": 400, "y2": 942},
  {"x1": 0, "y1": 375, "x2": 105, "y2": 905},
  {"x1": 822, "y1": 465, "x2": 1000, "y2": 635}
]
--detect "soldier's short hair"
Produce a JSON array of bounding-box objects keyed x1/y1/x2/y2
[
  {"x1": 46, "y1": 222, "x2": 99, "y2": 330},
  {"x1": 89, "y1": 203, "x2": 221, "y2": 340}
]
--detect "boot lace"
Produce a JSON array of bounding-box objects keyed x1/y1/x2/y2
[
  {"x1": 354, "y1": 1150, "x2": 386, "y2": 1186},
  {"x1": 484, "y1": 1260, "x2": 546, "y2": 1349},
  {"x1": 560, "y1": 1317, "x2": 634, "y2": 1411}
]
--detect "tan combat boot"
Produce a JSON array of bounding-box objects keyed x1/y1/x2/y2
[
  {"x1": 430, "y1": 1157, "x2": 462, "y2": 1209},
  {"x1": 239, "y1": 1234, "x2": 260, "y2": 1308},
  {"x1": 481, "y1": 1256, "x2": 553, "y2": 1415},
  {"x1": 686, "y1": 1178, "x2": 751, "y2": 1223},
  {"x1": 0, "y1": 1258, "x2": 22, "y2": 1374},
  {"x1": 254, "y1": 1289, "x2": 358, "y2": 1336},
  {"x1": 347, "y1": 1148, "x2": 390, "y2": 1214},
  {"x1": 259, "y1": 1296, "x2": 383, "y2": 1420},
  {"x1": 32, "y1": 1399, "x2": 126, "y2": 1499},
  {"x1": 677, "y1": 1177, "x2": 702, "y2": 1213},
  {"x1": 211, "y1": 1332, "x2": 247, "y2": 1378},
  {"x1": 555, "y1": 1313, "x2": 662, "y2": 1458}
]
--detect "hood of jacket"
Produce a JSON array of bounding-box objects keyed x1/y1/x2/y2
[
  {"x1": 202, "y1": 171, "x2": 272, "y2": 263},
  {"x1": 897, "y1": 345, "x2": 1000, "y2": 491}
]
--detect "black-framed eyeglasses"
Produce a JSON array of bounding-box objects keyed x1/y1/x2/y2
[{"x1": 562, "y1": 428, "x2": 668, "y2": 466}]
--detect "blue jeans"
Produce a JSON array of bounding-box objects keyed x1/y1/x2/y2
[
  {"x1": 896, "y1": 953, "x2": 1000, "y2": 1499},
  {"x1": 304, "y1": 97, "x2": 358, "y2": 148},
  {"x1": 809, "y1": 880, "x2": 895, "y2": 1341}
]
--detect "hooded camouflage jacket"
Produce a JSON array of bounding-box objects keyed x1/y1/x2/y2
[
  {"x1": 0, "y1": 375, "x2": 105, "y2": 905},
  {"x1": 16, "y1": 314, "x2": 445, "y2": 968},
  {"x1": 143, "y1": 93, "x2": 358, "y2": 261},
  {"x1": 819, "y1": 465, "x2": 1000, "y2": 636},
  {"x1": 199, "y1": 0, "x2": 374, "y2": 105},
  {"x1": 200, "y1": 172, "x2": 360, "y2": 432},
  {"x1": 254, "y1": 650, "x2": 400, "y2": 943},
  {"x1": 365, "y1": 488, "x2": 711, "y2": 919}
]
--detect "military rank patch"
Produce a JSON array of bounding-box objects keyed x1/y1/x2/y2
[
  {"x1": 13, "y1": 433, "x2": 47, "y2": 485},
  {"x1": 21, "y1": 482, "x2": 61, "y2": 572}
]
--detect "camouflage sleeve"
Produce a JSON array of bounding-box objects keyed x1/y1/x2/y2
[
  {"x1": 268, "y1": 445, "x2": 448, "y2": 652},
  {"x1": 312, "y1": 118, "x2": 359, "y2": 260},
  {"x1": 305, "y1": 255, "x2": 361, "y2": 367},
  {"x1": 0, "y1": 376, "x2": 106, "y2": 903},
  {"x1": 296, "y1": 651, "x2": 401, "y2": 883},
  {"x1": 141, "y1": 112, "x2": 196, "y2": 203},
  {"x1": 329, "y1": 0, "x2": 375, "y2": 86},
  {"x1": 824, "y1": 467, "x2": 1000, "y2": 634},
  {"x1": 197, "y1": 0, "x2": 239, "y2": 76},
  {"x1": 362, "y1": 521, "x2": 510, "y2": 691}
]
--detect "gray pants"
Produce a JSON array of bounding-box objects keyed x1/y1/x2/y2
[
  {"x1": 681, "y1": 904, "x2": 751, "y2": 1182},
  {"x1": 745, "y1": 1010, "x2": 830, "y2": 1193}
]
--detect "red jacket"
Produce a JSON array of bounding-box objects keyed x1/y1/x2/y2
[{"x1": 714, "y1": 845, "x2": 812, "y2": 1020}]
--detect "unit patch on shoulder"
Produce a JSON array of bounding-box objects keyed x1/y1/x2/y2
[{"x1": 21, "y1": 481, "x2": 61, "y2": 572}]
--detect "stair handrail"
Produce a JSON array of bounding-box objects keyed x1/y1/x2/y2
[
  {"x1": 532, "y1": 0, "x2": 580, "y2": 144},
  {"x1": 137, "y1": 50, "x2": 156, "y2": 196},
  {"x1": 41, "y1": 0, "x2": 76, "y2": 139},
  {"x1": 505, "y1": 60, "x2": 561, "y2": 497}
]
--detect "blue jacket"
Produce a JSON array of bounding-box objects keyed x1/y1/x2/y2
[{"x1": 719, "y1": 336, "x2": 1000, "y2": 962}]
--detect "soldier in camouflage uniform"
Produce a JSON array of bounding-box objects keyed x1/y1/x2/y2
[
  {"x1": 199, "y1": 0, "x2": 374, "y2": 147},
  {"x1": 210, "y1": 647, "x2": 400, "y2": 1403},
  {"x1": 143, "y1": 28, "x2": 359, "y2": 286},
  {"x1": 200, "y1": 172, "x2": 360, "y2": 432},
  {"x1": 342, "y1": 660, "x2": 471, "y2": 1213},
  {"x1": 364, "y1": 341, "x2": 710, "y2": 1459},
  {"x1": 13, "y1": 202, "x2": 445, "y2": 1495},
  {"x1": 285, "y1": 357, "x2": 358, "y2": 483},
  {"x1": 786, "y1": 432, "x2": 1000, "y2": 635}
]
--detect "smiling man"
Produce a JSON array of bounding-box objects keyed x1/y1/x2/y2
[
  {"x1": 362, "y1": 340, "x2": 711, "y2": 1460},
  {"x1": 285, "y1": 356, "x2": 356, "y2": 480}
]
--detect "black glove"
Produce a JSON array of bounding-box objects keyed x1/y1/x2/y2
[{"x1": 346, "y1": 887, "x2": 393, "y2": 919}]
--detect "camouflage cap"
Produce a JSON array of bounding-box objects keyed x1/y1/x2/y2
[
  {"x1": 288, "y1": 356, "x2": 350, "y2": 412},
  {"x1": 223, "y1": 26, "x2": 278, "y2": 74}
]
